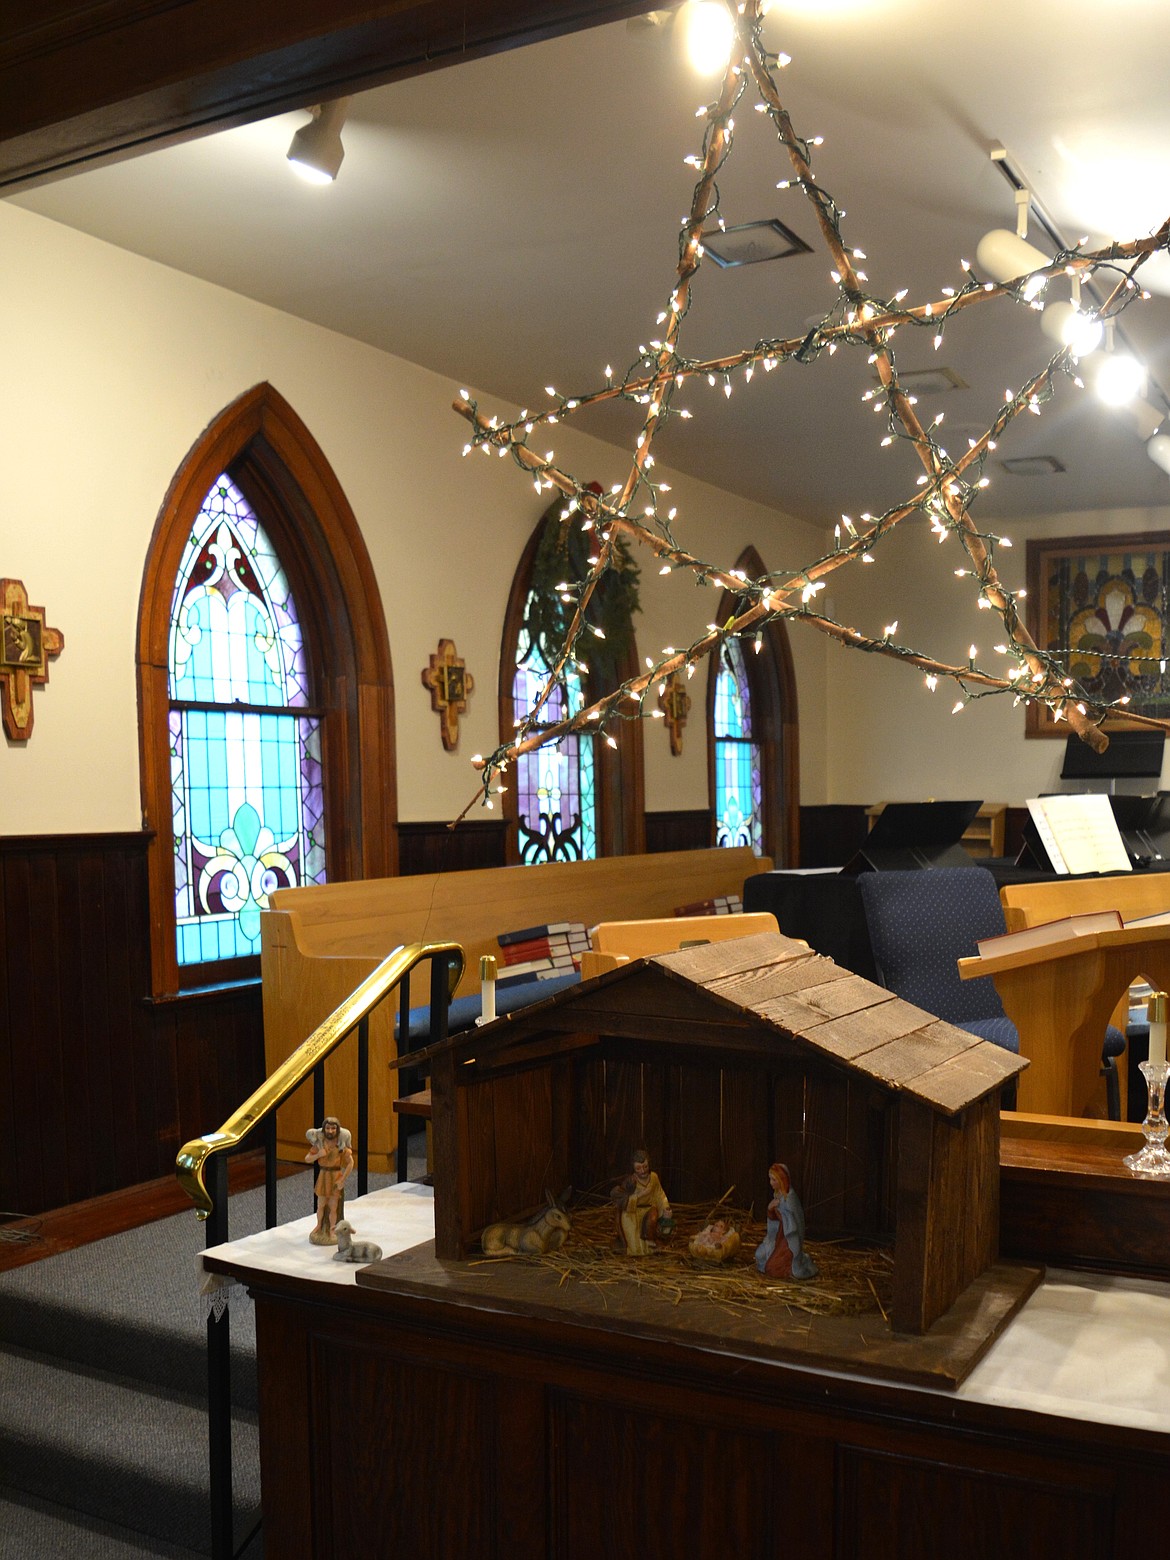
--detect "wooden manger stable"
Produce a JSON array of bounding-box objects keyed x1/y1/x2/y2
[
  {"x1": 420, "y1": 930, "x2": 1032, "y2": 1343},
  {"x1": 260, "y1": 845, "x2": 766, "y2": 1172}
]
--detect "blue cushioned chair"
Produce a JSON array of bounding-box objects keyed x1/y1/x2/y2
[{"x1": 858, "y1": 868, "x2": 1125, "y2": 1117}]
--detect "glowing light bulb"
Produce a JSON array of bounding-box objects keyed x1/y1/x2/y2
[
  {"x1": 1095, "y1": 352, "x2": 1146, "y2": 407},
  {"x1": 679, "y1": 1, "x2": 734, "y2": 75},
  {"x1": 1041, "y1": 301, "x2": 1103, "y2": 357}
]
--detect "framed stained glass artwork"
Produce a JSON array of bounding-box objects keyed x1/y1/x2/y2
[
  {"x1": 512, "y1": 607, "x2": 597, "y2": 864},
  {"x1": 168, "y1": 474, "x2": 327, "y2": 965},
  {"x1": 1025, "y1": 531, "x2": 1170, "y2": 737},
  {"x1": 713, "y1": 636, "x2": 764, "y2": 854}
]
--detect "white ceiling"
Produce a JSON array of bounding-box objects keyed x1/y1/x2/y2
[{"x1": 10, "y1": 0, "x2": 1170, "y2": 526}]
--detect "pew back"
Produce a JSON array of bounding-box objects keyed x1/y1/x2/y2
[{"x1": 261, "y1": 847, "x2": 770, "y2": 1168}]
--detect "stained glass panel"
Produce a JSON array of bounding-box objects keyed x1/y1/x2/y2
[
  {"x1": 169, "y1": 475, "x2": 325, "y2": 966},
  {"x1": 714, "y1": 638, "x2": 763, "y2": 855},
  {"x1": 513, "y1": 614, "x2": 596, "y2": 864},
  {"x1": 169, "y1": 475, "x2": 309, "y2": 708},
  {"x1": 1044, "y1": 543, "x2": 1170, "y2": 718}
]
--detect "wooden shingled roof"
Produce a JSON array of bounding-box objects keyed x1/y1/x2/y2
[
  {"x1": 439, "y1": 929, "x2": 1025, "y2": 1117},
  {"x1": 648, "y1": 930, "x2": 1026, "y2": 1115}
]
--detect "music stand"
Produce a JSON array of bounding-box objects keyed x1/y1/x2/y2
[{"x1": 842, "y1": 800, "x2": 983, "y2": 875}]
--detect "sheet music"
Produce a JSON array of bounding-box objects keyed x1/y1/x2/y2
[{"x1": 1027, "y1": 794, "x2": 1132, "y2": 877}]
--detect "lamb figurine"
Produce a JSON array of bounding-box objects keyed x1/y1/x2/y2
[{"x1": 332, "y1": 1220, "x2": 383, "y2": 1264}]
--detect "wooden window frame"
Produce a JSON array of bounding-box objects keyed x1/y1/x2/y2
[
  {"x1": 706, "y1": 545, "x2": 800, "y2": 866},
  {"x1": 137, "y1": 382, "x2": 396, "y2": 996},
  {"x1": 497, "y1": 515, "x2": 645, "y2": 864}
]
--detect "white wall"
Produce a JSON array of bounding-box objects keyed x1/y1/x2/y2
[
  {"x1": 0, "y1": 203, "x2": 827, "y2": 836},
  {"x1": 824, "y1": 505, "x2": 1170, "y2": 805}
]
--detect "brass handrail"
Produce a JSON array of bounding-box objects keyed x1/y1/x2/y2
[{"x1": 175, "y1": 939, "x2": 465, "y2": 1219}]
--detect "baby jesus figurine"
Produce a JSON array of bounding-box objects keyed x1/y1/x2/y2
[{"x1": 688, "y1": 1215, "x2": 741, "y2": 1265}]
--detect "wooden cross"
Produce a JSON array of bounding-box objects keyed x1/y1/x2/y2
[
  {"x1": 658, "y1": 670, "x2": 691, "y2": 756},
  {"x1": 422, "y1": 638, "x2": 474, "y2": 750},
  {"x1": 1, "y1": 578, "x2": 64, "y2": 741}
]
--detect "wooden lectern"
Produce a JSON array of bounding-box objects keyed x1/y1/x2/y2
[{"x1": 959, "y1": 924, "x2": 1170, "y2": 1117}]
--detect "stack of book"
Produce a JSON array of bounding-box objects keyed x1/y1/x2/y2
[{"x1": 497, "y1": 921, "x2": 590, "y2": 987}]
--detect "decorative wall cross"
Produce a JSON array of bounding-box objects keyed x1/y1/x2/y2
[
  {"x1": 658, "y1": 670, "x2": 691, "y2": 756},
  {"x1": 1, "y1": 578, "x2": 64, "y2": 741},
  {"x1": 422, "y1": 638, "x2": 474, "y2": 750}
]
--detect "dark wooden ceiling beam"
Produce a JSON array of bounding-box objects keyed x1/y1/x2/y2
[{"x1": 0, "y1": 0, "x2": 652, "y2": 190}]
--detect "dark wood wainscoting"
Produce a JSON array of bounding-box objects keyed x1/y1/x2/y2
[
  {"x1": 396, "y1": 819, "x2": 509, "y2": 876},
  {"x1": 0, "y1": 832, "x2": 263, "y2": 1217},
  {"x1": 644, "y1": 810, "x2": 712, "y2": 855},
  {"x1": 398, "y1": 813, "x2": 719, "y2": 870}
]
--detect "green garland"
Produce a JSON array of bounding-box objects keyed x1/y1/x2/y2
[{"x1": 524, "y1": 490, "x2": 641, "y2": 688}]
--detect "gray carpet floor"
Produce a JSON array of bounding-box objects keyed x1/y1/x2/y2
[{"x1": 0, "y1": 1148, "x2": 423, "y2": 1557}]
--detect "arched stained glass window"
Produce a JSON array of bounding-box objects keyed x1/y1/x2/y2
[
  {"x1": 705, "y1": 546, "x2": 800, "y2": 866},
  {"x1": 512, "y1": 606, "x2": 597, "y2": 863},
  {"x1": 713, "y1": 635, "x2": 764, "y2": 854},
  {"x1": 168, "y1": 474, "x2": 327, "y2": 965}
]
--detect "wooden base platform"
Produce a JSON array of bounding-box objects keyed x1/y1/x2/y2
[
  {"x1": 359, "y1": 1240, "x2": 1042, "y2": 1389},
  {"x1": 242, "y1": 1225, "x2": 1167, "y2": 1560}
]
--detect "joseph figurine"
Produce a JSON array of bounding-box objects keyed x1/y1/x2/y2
[{"x1": 611, "y1": 1148, "x2": 672, "y2": 1256}]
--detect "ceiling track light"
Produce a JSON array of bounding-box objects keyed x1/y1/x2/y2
[
  {"x1": 287, "y1": 97, "x2": 353, "y2": 184},
  {"x1": 976, "y1": 159, "x2": 1049, "y2": 299},
  {"x1": 987, "y1": 145, "x2": 1170, "y2": 472}
]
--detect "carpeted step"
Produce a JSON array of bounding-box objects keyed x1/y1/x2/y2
[
  {"x1": 0, "y1": 1168, "x2": 402, "y2": 1409},
  {"x1": 0, "y1": 1344, "x2": 260, "y2": 1556},
  {"x1": 0, "y1": 1173, "x2": 320, "y2": 1410},
  {"x1": 0, "y1": 1487, "x2": 266, "y2": 1559}
]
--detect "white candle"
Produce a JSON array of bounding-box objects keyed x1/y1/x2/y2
[
  {"x1": 1148, "y1": 991, "x2": 1168, "y2": 1068},
  {"x1": 477, "y1": 954, "x2": 497, "y2": 1026}
]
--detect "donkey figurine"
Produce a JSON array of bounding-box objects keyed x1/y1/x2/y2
[{"x1": 481, "y1": 1188, "x2": 572, "y2": 1256}]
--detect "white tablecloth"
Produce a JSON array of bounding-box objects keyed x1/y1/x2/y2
[{"x1": 200, "y1": 1183, "x2": 1170, "y2": 1433}]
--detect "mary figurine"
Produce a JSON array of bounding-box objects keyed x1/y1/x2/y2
[{"x1": 754, "y1": 1163, "x2": 817, "y2": 1280}]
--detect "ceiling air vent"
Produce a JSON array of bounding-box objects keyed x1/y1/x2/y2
[
  {"x1": 701, "y1": 218, "x2": 812, "y2": 268},
  {"x1": 1000, "y1": 455, "x2": 1066, "y2": 477},
  {"x1": 891, "y1": 366, "x2": 969, "y2": 395}
]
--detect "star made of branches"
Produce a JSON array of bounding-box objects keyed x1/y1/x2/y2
[{"x1": 453, "y1": 0, "x2": 1170, "y2": 818}]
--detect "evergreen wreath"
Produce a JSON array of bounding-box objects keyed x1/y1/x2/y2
[{"x1": 523, "y1": 484, "x2": 641, "y2": 689}]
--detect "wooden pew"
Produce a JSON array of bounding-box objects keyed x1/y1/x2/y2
[
  {"x1": 1000, "y1": 873, "x2": 1170, "y2": 933},
  {"x1": 261, "y1": 846, "x2": 770, "y2": 1169}
]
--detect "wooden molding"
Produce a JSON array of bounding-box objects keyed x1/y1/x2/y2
[
  {"x1": 0, "y1": 0, "x2": 650, "y2": 192},
  {"x1": 706, "y1": 544, "x2": 801, "y2": 867},
  {"x1": 136, "y1": 381, "x2": 396, "y2": 996}
]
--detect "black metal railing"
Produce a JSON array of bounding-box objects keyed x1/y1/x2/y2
[{"x1": 176, "y1": 940, "x2": 464, "y2": 1560}]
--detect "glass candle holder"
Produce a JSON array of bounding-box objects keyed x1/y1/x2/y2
[{"x1": 1124, "y1": 1059, "x2": 1170, "y2": 1178}]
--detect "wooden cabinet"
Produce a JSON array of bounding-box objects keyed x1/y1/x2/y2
[{"x1": 247, "y1": 1264, "x2": 1163, "y2": 1560}]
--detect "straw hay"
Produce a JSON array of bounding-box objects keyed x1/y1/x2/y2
[{"x1": 474, "y1": 1195, "x2": 893, "y2": 1319}]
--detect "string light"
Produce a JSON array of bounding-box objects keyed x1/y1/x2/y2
[{"x1": 449, "y1": 0, "x2": 1170, "y2": 816}]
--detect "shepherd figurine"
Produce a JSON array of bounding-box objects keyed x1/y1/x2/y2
[{"x1": 305, "y1": 1116, "x2": 354, "y2": 1246}]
